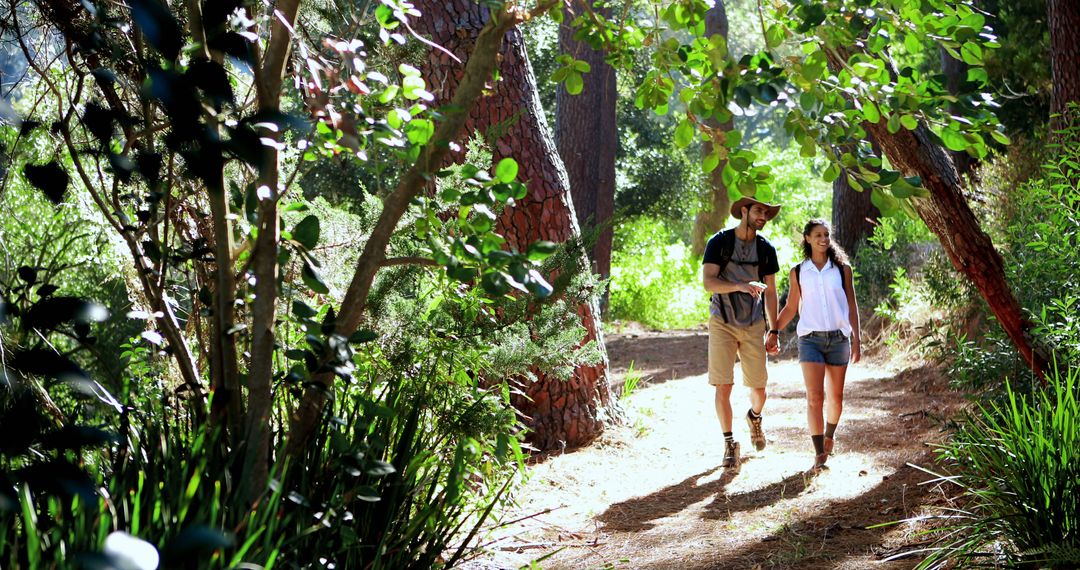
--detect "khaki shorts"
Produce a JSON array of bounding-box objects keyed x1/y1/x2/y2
[{"x1": 708, "y1": 316, "x2": 768, "y2": 388}]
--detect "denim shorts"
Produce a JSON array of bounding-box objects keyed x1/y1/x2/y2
[{"x1": 798, "y1": 330, "x2": 851, "y2": 366}]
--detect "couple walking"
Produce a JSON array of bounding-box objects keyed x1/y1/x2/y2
[{"x1": 702, "y1": 196, "x2": 861, "y2": 472}]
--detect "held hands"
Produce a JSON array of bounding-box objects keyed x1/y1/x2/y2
[{"x1": 764, "y1": 331, "x2": 780, "y2": 355}]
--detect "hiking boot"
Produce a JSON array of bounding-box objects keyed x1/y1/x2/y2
[
  {"x1": 747, "y1": 410, "x2": 766, "y2": 451},
  {"x1": 722, "y1": 440, "x2": 740, "y2": 468}
]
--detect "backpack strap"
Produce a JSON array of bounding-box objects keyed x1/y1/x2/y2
[{"x1": 711, "y1": 230, "x2": 737, "y2": 323}]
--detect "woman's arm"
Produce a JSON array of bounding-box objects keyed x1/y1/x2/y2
[
  {"x1": 775, "y1": 267, "x2": 801, "y2": 331},
  {"x1": 844, "y1": 264, "x2": 861, "y2": 363}
]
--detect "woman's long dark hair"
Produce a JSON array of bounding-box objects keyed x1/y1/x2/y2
[{"x1": 801, "y1": 218, "x2": 849, "y2": 266}]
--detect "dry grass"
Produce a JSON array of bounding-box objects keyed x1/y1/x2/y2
[{"x1": 466, "y1": 331, "x2": 964, "y2": 570}]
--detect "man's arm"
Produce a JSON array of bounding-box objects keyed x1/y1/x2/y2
[
  {"x1": 763, "y1": 273, "x2": 779, "y2": 328},
  {"x1": 703, "y1": 263, "x2": 761, "y2": 297}
]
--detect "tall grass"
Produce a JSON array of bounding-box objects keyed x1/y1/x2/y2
[{"x1": 908, "y1": 363, "x2": 1080, "y2": 569}]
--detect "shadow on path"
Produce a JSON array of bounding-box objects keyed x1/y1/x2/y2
[
  {"x1": 685, "y1": 460, "x2": 938, "y2": 570},
  {"x1": 598, "y1": 465, "x2": 740, "y2": 532}
]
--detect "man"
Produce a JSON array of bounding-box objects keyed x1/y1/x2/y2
[{"x1": 702, "y1": 196, "x2": 781, "y2": 468}]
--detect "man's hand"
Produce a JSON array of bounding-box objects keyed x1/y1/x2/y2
[{"x1": 744, "y1": 281, "x2": 767, "y2": 299}]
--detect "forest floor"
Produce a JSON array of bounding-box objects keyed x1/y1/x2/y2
[{"x1": 466, "y1": 325, "x2": 969, "y2": 570}]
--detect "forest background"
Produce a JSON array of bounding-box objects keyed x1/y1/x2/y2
[{"x1": 0, "y1": 0, "x2": 1077, "y2": 568}]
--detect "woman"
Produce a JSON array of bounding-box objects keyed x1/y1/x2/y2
[{"x1": 775, "y1": 219, "x2": 861, "y2": 471}]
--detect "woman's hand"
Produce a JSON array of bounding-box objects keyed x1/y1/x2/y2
[{"x1": 851, "y1": 338, "x2": 861, "y2": 364}]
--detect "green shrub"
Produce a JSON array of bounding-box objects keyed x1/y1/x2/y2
[
  {"x1": 912, "y1": 364, "x2": 1080, "y2": 569},
  {"x1": 608, "y1": 216, "x2": 708, "y2": 329}
]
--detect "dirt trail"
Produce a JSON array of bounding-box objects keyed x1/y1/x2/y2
[{"x1": 472, "y1": 329, "x2": 965, "y2": 570}]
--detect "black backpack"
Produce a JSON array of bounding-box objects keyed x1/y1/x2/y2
[{"x1": 709, "y1": 229, "x2": 776, "y2": 323}]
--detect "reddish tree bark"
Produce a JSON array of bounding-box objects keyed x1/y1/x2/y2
[
  {"x1": 1048, "y1": 0, "x2": 1080, "y2": 131},
  {"x1": 414, "y1": 0, "x2": 618, "y2": 450},
  {"x1": 555, "y1": 0, "x2": 616, "y2": 302},
  {"x1": 691, "y1": 1, "x2": 733, "y2": 258}
]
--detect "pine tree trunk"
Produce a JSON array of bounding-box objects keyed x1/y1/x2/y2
[
  {"x1": 414, "y1": 0, "x2": 618, "y2": 450},
  {"x1": 555, "y1": 0, "x2": 616, "y2": 310},
  {"x1": 831, "y1": 133, "x2": 881, "y2": 257},
  {"x1": 691, "y1": 1, "x2": 732, "y2": 258},
  {"x1": 830, "y1": 171, "x2": 878, "y2": 257},
  {"x1": 1048, "y1": 0, "x2": 1080, "y2": 131}
]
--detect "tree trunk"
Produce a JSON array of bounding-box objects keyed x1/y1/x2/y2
[
  {"x1": 1048, "y1": 0, "x2": 1080, "y2": 131},
  {"x1": 555, "y1": 0, "x2": 616, "y2": 310},
  {"x1": 691, "y1": 2, "x2": 732, "y2": 258},
  {"x1": 415, "y1": 0, "x2": 618, "y2": 451},
  {"x1": 830, "y1": 170, "x2": 878, "y2": 257},
  {"x1": 940, "y1": 48, "x2": 976, "y2": 177},
  {"x1": 831, "y1": 133, "x2": 881, "y2": 257}
]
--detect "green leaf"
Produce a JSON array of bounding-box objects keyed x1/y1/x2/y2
[
  {"x1": 887, "y1": 113, "x2": 902, "y2": 134},
  {"x1": 900, "y1": 114, "x2": 919, "y2": 130},
  {"x1": 405, "y1": 118, "x2": 434, "y2": 145},
  {"x1": 524, "y1": 269, "x2": 553, "y2": 298},
  {"x1": 292, "y1": 215, "x2": 320, "y2": 250},
  {"x1": 292, "y1": 300, "x2": 317, "y2": 319},
  {"x1": 861, "y1": 100, "x2": 881, "y2": 123},
  {"x1": 527, "y1": 240, "x2": 558, "y2": 261},
  {"x1": 903, "y1": 33, "x2": 921, "y2": 54},
  {"x1": 940, "y1": 127, "x2": 969, "y2": 152},
  {"x1": 871, "y1": 186, "x2": 900, "y2": 216},
  {"x1": 703, "y1": 149, "x2": 721, "y2": 173},
  {"x1": 755, "y1": 185, "x2": 774, "y2": 202},
  {"x1": 378, "y1": 85, "x2": 400, "y2": 104},
  {"x1": 572, "y1": 60, "x2": 591, "y2": 73},
  {"x1": 822, "y1": 163, "x2": 841, "y2": 183},
  {"x1": 990, "y1": 130, "x2": 1011, "y2": 146},
  {"x1": 494, "y1": 158, "x2": 519, "y2": 183},
  {"x1": 960, "y1": 42, "x2": 983, "y2": 66},
  {"x1": 302, "y1": 261, "x2": 330, "y2": 294},
  {"x1": 877, "y1": 169, "x2": 901, "y2": 186},
  {"x1": 765, "y1": 24, "x2": 785, "y2": 49},
  {"x1": 565, "y1": 72, "x2": 584, "y2": 95},
  {"x1": 349, "y1": 329, "x2": 378, "y2": 344},
  {"x1": 481, "y1": 271, "x2": 511, "y2": 296},
  {"x1": 725, "y1": 130, "x2": 742, "y2": 148},
  {"x1": 675, "y1": 119, "x2": 695, "y2": 148}
]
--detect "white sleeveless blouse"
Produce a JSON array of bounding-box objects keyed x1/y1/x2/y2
[{"x1": 796, "y1": 259, "x2": 852, "y2": 337}]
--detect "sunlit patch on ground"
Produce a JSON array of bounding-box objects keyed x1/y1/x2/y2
[{"x1": 467, "y1": 339, "x2": 964, "y2": 570}]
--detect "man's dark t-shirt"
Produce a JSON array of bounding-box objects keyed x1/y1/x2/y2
[{"x1": 703, "y1": 230, "x2": 779, "y2": 326}]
